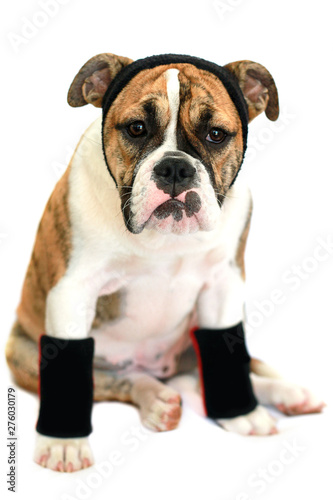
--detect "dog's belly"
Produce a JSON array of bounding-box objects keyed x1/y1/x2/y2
[{"x1": 91, "y1": 267, "x2": 203, "y2": 377}]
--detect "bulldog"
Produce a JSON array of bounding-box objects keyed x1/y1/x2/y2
[{"x1": 5, "y1": 53, "x2": 324, "y2": 473}]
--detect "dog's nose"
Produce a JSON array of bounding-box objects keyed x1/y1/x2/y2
[{"x1": 153, "y1": 158, "x2": 196, "y2": 185}]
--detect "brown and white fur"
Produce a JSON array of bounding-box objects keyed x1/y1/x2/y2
[{"x1": 5, "y1": 53, "x2": 324, "y2": 473}]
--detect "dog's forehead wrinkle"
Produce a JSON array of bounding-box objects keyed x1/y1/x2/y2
[{"x1": 140, "y1": 93, "x2": 167, "y2": 109}]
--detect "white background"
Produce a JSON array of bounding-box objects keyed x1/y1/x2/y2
[{"x1": 1, "y1": 0, "x2": 333, "y2": 499}]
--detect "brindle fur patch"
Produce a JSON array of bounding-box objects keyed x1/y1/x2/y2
[
  {"x1": 5, "y1": 322, "x2": 39, "y2": 393},
  {"x1": 92, "y1": 291, "x2": 125, "y2": 328},
  {"x1": 16, "y1": 167, "x2": 72, "y2": 341}
]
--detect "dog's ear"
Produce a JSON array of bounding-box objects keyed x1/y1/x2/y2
[
  {"x1": 224, "y1": 60, "x2": 279, "y2": 122},
  {"x1": 67, "y1": 53, "x2": 133, "y2": 108}
]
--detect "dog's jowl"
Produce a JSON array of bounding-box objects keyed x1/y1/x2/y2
[{"x1": 5, "y1": 53, "x2": 325, "y2": 472}]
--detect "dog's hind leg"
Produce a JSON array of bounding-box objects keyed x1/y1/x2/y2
[
  {"x1": 6, "y1": 322, "x2": 40, "y2": 394},
  {"x1": 249, "y1": 358, "x2": 325, "y2": 416},
  {"x1": 250, "y1": 357, "x2": 283, "y2": 379}
]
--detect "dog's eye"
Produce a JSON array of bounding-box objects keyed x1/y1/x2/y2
[
  {"x1": 206, "y1": 128, "x2": 227, "y2": 144},
  {"x1": 127, "y1": 121, "x2": 146, "y2": 138}
]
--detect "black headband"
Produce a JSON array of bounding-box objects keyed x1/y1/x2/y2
[{"x1": 102, "y1": 54, "x2": 249, "y2": 186}]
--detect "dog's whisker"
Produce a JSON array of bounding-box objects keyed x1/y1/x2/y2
[{"x1": 106, "y1": 185, "x2": 134, "y2": 191}]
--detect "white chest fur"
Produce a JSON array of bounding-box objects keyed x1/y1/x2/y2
[{"x1": 91, "y1": 251, "x2": 210, "y2": 376}]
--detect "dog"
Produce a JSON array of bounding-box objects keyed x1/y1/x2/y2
[{"x1": 5, "y1": 52, "x2": 325, "y2": 472}]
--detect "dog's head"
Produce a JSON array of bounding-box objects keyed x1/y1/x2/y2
[{"x1": 68, "y1": 53, "x2": 279, "y2": 235}]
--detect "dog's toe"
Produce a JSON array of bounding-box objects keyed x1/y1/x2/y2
[
  {"x1": 37, "y1": 453, "x2": 49, "y2": 467},
  {"x1": 158, "y1": 387, "x2": 182, "y2": 405},
  {"x1": 64, "y1": 444, "x2": 82, "y2": 472},
  {"x1": 141, "y1": 397, "x2": 182, "y2": 431},
  {"x1": 80, "y1": 443, "x2": 94, "y2": 469},
  {"x1": 46, "y1": 444, "x2": 65, "y2": 471}
]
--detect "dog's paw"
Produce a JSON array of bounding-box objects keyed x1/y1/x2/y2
[
  {"x1": 132, "y1": 376, "x2": 182, "y2": 431},
  {"x1": 140, "y1": 387, "x2": 182, "y2": 432},
  {"x1": 268, "y1": 380, "x2": 326, "y2": 416},
  {"x1": 217, "y1": 405, "x2": 278, "y2": 436},
  {"x1": 33, "y1": 433, "x2": 94, "y2": 472}
]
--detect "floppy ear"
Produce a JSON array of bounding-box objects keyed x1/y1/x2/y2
[
  {"x1": 224, "y1": 60, "x2": 279, "y2": 122},
  {"x1": 67, "y1": 53, "x2": 133, "y2": 108}
]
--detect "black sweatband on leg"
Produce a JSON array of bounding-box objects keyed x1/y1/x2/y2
[
  {"x1": 191, "y1": 323, "x2": 257, "y2": 419},
  {"x1": 36, "y1": 335, "x2": 94, "y2": 438}
]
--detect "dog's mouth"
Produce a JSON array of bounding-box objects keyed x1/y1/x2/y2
[
  {"x1": 139, "y1": 190, "x2": 209, "y2": 235},
  {"x1": 153, "y1": 192, "x2": 202, "y2": 222},
  {"x1": 124, "y1": 184, "x2": 219, "y2": 235}
]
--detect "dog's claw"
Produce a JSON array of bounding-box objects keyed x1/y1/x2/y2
[
  {"x1": 66, "y1": 462, "x2": 73, "y2": 472},
  {"x1": 82, "y1": 458, "x2": 91, "y2": 469},
  {"x1": 39, "y1": 454, "x2": 48, "y2": 467},
  {"x1": 57, "y1": 461, "x2": 64, "y2": 472}
]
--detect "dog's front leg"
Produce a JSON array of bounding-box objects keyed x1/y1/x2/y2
[
  {"x1": 195, "y1": 262, "x2": 277, "y2": 436},
  {"x1": 34, "y1": 275, "x2": 99, "y2": 472}
]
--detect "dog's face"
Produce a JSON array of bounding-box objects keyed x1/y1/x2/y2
[
  {"x1": 68, "y1": 54, "x2": 279, "y2": 235},
  {"x1": 103, "y1": 64, "x2": 244, "y2": 235}
]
